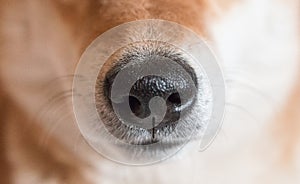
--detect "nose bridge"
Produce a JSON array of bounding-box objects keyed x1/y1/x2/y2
[{"x1": 51, "y1": 0, "x2": 208, "y2": 50}]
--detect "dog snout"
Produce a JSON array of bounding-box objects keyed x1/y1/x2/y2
[{"x1": 103, "y1": 53, "x2": 198, "y2": 129}]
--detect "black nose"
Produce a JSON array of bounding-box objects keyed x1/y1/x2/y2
[
  {"x1": 128, "y1": 75, "x2": 183, "y2": 127},
  {"x1": 103, "y1": 57, "x2": 198, "y2": 130}
]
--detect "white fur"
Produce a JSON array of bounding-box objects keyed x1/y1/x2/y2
[{"x1": 86, "y1": 0, "x2": 300, "y2": 184}]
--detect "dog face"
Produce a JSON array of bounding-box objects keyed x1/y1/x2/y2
[{"x1": 0, "y1": 0, "x2": 299, "y2": 183}]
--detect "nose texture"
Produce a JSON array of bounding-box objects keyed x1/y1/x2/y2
[
  {"x1": 111, "y1": 72, "x2": 197, "y2": 129},
  {"x1": 103, "y1": 53, "x2": 198, "y2": 130},
  {"x1": 129, "y1": 75, "x2": 181, "y2": 122}
]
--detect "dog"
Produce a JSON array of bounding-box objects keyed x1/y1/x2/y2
[{"x1": 0, "y1": 0, "x2": 299, "y2": 183}]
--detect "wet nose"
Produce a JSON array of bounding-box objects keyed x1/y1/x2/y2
[
  {"x1": 129, "y1": 75, "x2": 183, "y2": 126},
  {"x1": 103, "y1": 56, "x2": 198, "y2": 129}
]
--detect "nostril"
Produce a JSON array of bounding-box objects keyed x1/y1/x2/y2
[
  {"x1": 167, "y1": 92, "x2": 181, "y2": 106},
  {"x1": 129, "y1": 95, "x2": 149, "y2": 118},
  {"x1": 128, "y1": 96, "x2": 141, "y2": 116}
]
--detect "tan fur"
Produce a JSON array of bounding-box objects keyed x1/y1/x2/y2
[{"x1": 0, "y1": 1, "x2": 221, "y2": 183}]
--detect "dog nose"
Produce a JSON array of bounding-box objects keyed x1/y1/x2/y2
[
  {"x1": 119, "y1": 73, "x2": 196, "y2": 128},
  {"x1": 103, "y1": 55, "x2": 198, "y2": 129}
]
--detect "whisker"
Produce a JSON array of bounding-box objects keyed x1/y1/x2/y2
[
  {"x1": 33, "y1": 74, "x2": 84, "y2": 123},
  {"x1": 36, "y1": 92, "x2": 73, "y2": 144},
  {"x1": 225, "y1": 102, "x2": 261, "y2": 123},
  {"x1": 39, "y1": 112, "x2": 76, "y2": 147},
  {"x1": 43, "y1": 74, "x2": 84, "y2": 88},
  {"x1": 31, "y1": 73, "x2": 88, "y2": 149},
  {"x1": 72, "y1": 132, "x2": 86, "y2": 154},
  {"x1": 225, "y1": 78, "x2": 279, "y2": 113},
  {"x1": 33, "y1": 90, "x2": 73, "y2": 122}
]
